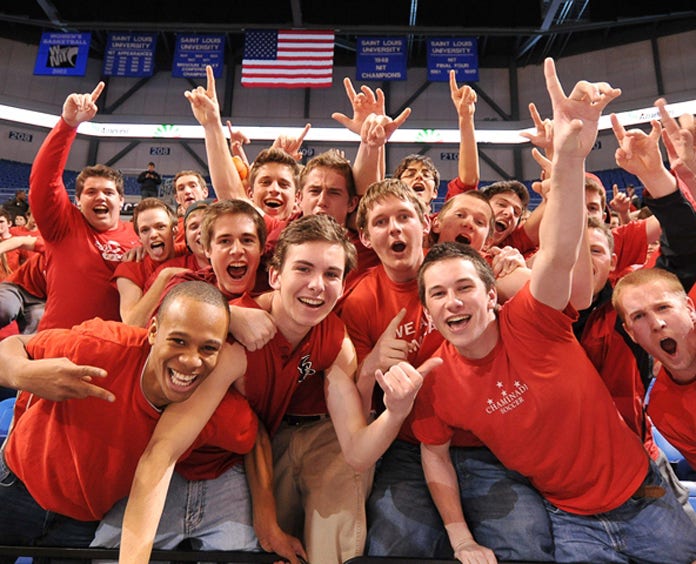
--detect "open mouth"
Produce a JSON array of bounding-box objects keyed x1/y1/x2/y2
[
  {"x1": 412, "y1": 182, "x2": 425, "y2": 192},
  {"x1": 264, "y1": 199, "x2": 283, "y2": 209},
  {"x1": 391, "y1": 241, "x2": 407, "y2": 252},
  {"x1": 93, "y1": 206, "x2": 109, "y2": 216},
  {"x1": 298, "y1": 296, "x2": 324, "y2": 308},
  {"x1": 660, "y1": 338, "x2": 677, "y2": 355},
  {"x1": 455, "y1": 234, "x2": 472, "y2": 245},
  {"x1": 150, "y1": 241, "x2": 166, "y2": 258},
  {"x1": 227, "y1": 263, "x2": 248, "y2": 280},
  {"x1": 494, "y1": 221, "x2": 507, "y2": 233},
  {"x1": 168, "y1": 367, "x2": 198, "y2": 390},
  {"x1": 446, "y1": 314, "x2": 470, "y2": 329}
]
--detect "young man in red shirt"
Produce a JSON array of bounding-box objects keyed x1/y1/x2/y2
[
  {"x1": 29, "y1": 83, "x2": 139, "y2": 330},
  {"x1": 411, "y1": 58, "x2": 696, "y2": 563},
  {"x1": 116, "y1": 214, "x2": 429, "y2": 564},
  {"x1": 0, "y1": 281, "x2": 252, "y2": 551}
]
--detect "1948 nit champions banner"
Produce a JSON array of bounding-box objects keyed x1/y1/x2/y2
[{"x1": 241, "y1": 30, "x2": 335, "y2": 88}]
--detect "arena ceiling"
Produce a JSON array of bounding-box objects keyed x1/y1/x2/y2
[{"x1": 0, "y1": 0, "x2": 695, "y2": 69}]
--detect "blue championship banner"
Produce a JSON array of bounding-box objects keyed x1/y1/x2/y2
[
  {"x1": 172, "y1": 34, "x2": 225, "y2": 78},
  {"x1": 427, "y1": 38, "x2": 479, "y2": 83},
  {"x1": 103, "y1": 33, "x2": 157, "y2": 77},
  {"x1": 34, "y1": 32, "x2": 91, "y2": 76},
  {"x1": 356, "y1": 37, "x2": 407, "y2": 81}
]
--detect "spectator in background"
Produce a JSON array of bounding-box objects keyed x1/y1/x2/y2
[
  {"x1": 136, "y1": 162, "x2": 162, "y2": 200},
  {"x1": 2, "y1": 189, "x2": 29, "y2": 222}
]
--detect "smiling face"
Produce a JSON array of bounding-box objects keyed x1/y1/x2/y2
[
  {"x1": 269, "y1": 241, "x2": 345, "y2": 336},
  {"x1": 174, "y1": 174, "x2": 208, "y2": 211},
  {"x1": 619, "y1": 280, "x2": 696, "y2": 382},
  {"x1": 184, "y1": 209, "x2": 207, "y2": 260},
  {"x1": 251, "y1": 162, "x2": 297, "y2": 220},
  {"x1": 423, "y1": 257, "x2": 498, "y2": 359},
  {"x1": 299, "y1": 166, "x2": 357, "y2": 226},
  {"x1": 360, "y1": 195, "x2": 430, "y2": 283},
  {"x1": 206, "y1": 213, "x2": 262, "y2": 297},
  {"x1": 432, "y1": 194, "x2": 492, "y2": 251},
  {"x1": 136, "y1": 208, "x2": 176, "y2": 262},
  {"x1": 142, "y1": 294, "x2": 228, "y2": 408},
  {"x1": 487, "y1": 192, "x2": 523, "y2": 245},
  {"x1": 77, "y1": 178, "x2": 124, "y2": 232}
]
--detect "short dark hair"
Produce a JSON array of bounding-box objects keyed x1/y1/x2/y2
[
  {"x1": 300, "y1": 149, "x2": 356, "y2": 199},
  {"x1": 132, "y1": 198, "x2": 176, "y2": 235},
  {"x1": 270, "y1": 214, "x2": 357, "y2": 279},
  {"x1": 249, "y1": 148, "x2": 301, "y2": 192},
  {"x1": 158, "y1": 280, "x2": 230, "y2": 327},
  {"x1": 356, "y1": 178, "x2": 428, "y2": 233},
  {"x1": 418, "y1": 242, "x2": 496, "y2": 305},
  {"x1": 200, "y1": 199, "x2": 267, "y2": 252},
  {"x1": 480, "y1": 180, "x2": 530, "y2": 210},
  {"x1": 393, "y1": 154, "x2": 441, "y2": 188},
  {"x1": 75, "y1": 164, "x2": 125, "y2": 198}
]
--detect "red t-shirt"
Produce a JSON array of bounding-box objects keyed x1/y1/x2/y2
[
  {"x1": 648, "y1": 369, "x2": 696, "y2": 470},
  {"x1": 338, "y1": 264, "x2": 480, "y2": 446},
  {"x1": 5, "y1": 319, "x2": 158, "y2": 521},
  {"x1": 6, "y1": 252, "x2": 47, "y2": 299},
  {"x1": 610, "y1": 220, "x2": 648, "y2": 286},
  {"x1": 144, "y1": 253, "x2": 202, "y2": 293},
  {"x1": 237, "y1": 293, "x2": 345, "y2": 435},
  {"x1": 413, "y1": 284, "x2": 649, "y2": 515},
  {"x1": 175, "y1": 387, "x2": 258, "y2": 481},
  {"x1": 580, "y1": 300, "x2": 659, "y2": 460},
  {"x1": 29, "y1": 119, "x2": 139, "y2": 329},
  {"x1": 112, "y1": 254, "x2": 163, "y2": 290}
]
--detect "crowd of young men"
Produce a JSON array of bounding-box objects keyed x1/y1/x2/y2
[{"x1": 0, "y1": 56, "x2": 696, "y2": 564}]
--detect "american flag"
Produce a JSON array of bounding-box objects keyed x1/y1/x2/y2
[{"x1": 241, "y1": 29, "x2": 335, "y2": 88}]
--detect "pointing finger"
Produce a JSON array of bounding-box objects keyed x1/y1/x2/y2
[{"x1": 90, "y1": 82, "x2": 105, "y2": 102}]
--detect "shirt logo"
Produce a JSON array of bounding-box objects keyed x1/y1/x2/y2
[
  {"x1": 485, "y1": 380, "x2": 529, "y2": 415},
  {"x1": 94, "y1": 238, "x2": 126, "y2": 262},
  {"x1": 297, "y1": 354, "x2": 316, "y2": 383}
]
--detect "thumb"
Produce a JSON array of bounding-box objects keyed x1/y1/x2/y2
[
  {"x1": 415, "y1": 356, "x2": 443, "y2": 377},
  {"x1": 331, "y1": 112, "x2": 352, "y2": 129}
]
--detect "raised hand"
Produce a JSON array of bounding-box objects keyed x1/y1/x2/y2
[
  {"x1": 360, "y1": 111, "x2": 411, "y2": 147},
  {"x1": 332, "y1": 77, "x2": 386, "y2": 134},
  {"x1": 62, "y1": 82, "x2": 105, "y2": 127},
  {"x1": 450, "y1": 70, "x2": 477, "y2": 119},
  {"x1": 611, "y1": 115, "x2": 663, "y2": 179},
  {"x1": 609, "y1": 187, "x2": 631, "y2": 216},
  {"x1": 375, "y1": 357, "x2": 443, "y2": 419},
  {"x1": 271, "y1": 123, "x2": 311, "y2": 161},
  {"x1": 520, "y1": 102, "x2": 554, "y2": 159},
  {"x1": 544, "y1": 58, "x2": 621, "y2": 159},
  {"x1": 655, "y1": 98, "x2": 696, "y2": 175},
  {"x1": 184, "y1": 65, "x2": 221, "y2": 127}
]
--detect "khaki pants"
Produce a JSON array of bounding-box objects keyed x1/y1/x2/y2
[{"x1": 272, "y1": 417, "x2": 374, "y2": 564}]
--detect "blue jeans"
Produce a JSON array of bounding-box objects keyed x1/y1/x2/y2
[
  {"x1": 547, "y1": 460, "x2": 696, "y2": 563},
  {"x1": 92, "y1": 464, "x2": 258, "y2": 551},
  {"x1": 0, "y1": 450, "x2": 99, "y2": 561},
  {"x1": 365, "y1": 440, "x2": 554, "y2": 561}
]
